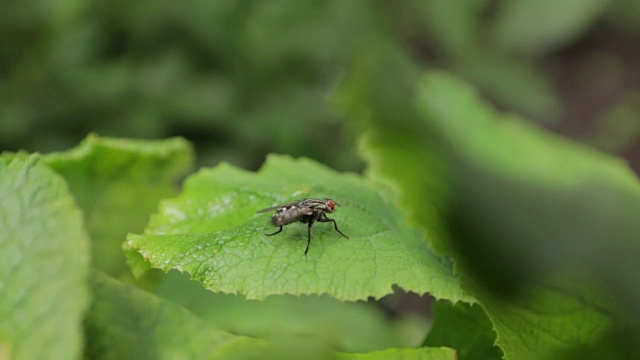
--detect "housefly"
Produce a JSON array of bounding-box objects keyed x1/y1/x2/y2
[{"x1": 256, "y1": 198, "x2": 349, "y2": 255}]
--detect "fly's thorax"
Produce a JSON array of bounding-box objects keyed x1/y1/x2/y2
[
  {"x1": 299, "y1": 198, "x2": 337, "y2": 213},
  {"x1": 271, "y1": 204, "x2": 306, "y2": 226}
]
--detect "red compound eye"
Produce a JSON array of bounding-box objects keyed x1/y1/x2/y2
[{"x1": 327, "y1": 200, "x2": 336, "y2": 211}]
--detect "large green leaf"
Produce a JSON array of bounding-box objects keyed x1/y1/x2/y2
[
  {"x1": 0, "y1": 155, "x2": 90, "y2": 360},
  {"x1": 126, "y1": 155, "x2": 471, "y2": 302},
  {"x1": 338, "y1": 48, "x2": 636, "y2": 357},
  {"x1": 42, "y1": 135, "x2": 193, "y2": 278},
  {"x1": 416, "y1": 71, "x2": 640, "y2": 310}
]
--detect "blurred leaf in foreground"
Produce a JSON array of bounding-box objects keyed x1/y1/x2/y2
[
  {"x1": 154, "y1": 271, "x2": 413, "y2": 353},
  {"x1": 87, "y1": 272, "x2": 455, "y2": 360},
  {"x1": 424, "y1": 301, "x2": 502, "y2": 360},
  {"x1": 86, "y1": 272, "x2": 329, "y2": 360},
  {"x1": 338, "y1": 47, "x2": 637, "y2": 357},
  {"x1": 0, "y1": 155, "x2": 90, "y2": 360},
  {"x1": 416, "y1": 71, "x2": 640, "y2": 313},
  {"x1": 126, "y1": 155, "x2": 471, "y2": 303}
]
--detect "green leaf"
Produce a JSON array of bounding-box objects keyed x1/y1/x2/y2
[
  {"x1": 456, "y1": 56, "x2": 562, "y2": 123},
  {"x1": 424, "y1": 301, "x2": 502, "y2": 360},
  {"x1": 85, "y1": 273, "x2": 233, "y2": 359},
  {"x1": 85, "y1": 272, "x2": 324, "y2": 360},
  {"x1": 338, "y1": 50, "x2": 636, "y2": 357},
  {"x1": 338, "y1": 347, "x2": 456, "y2": 360},
  {"x1": 42, "y1": 134, "x2": 193, "y2": 278},
  {"x1": 589, "y1": 90, "x2": 640, "y2": 152},
  {"x1": 411, "y1": 0, "x2": 486, "y2": 59},
  {"x1": 339, "y1": 52, "x2": 453, "y2": 258},
  {"x1": 154, "y1": 271, "x2": 414, "y2": 353},
  {"x1": 416, "y1": 71, "x2": 640, "y2": 309},
  {"x1": 88, "y1": 272, "x2": 451, "y2": 360},
  {"x1": 0, "y1": 155, "x2": 90, "y2": 360},
  {"x1": 126, "y1": 155, "x2": 471, "y2": 302},
  {"x1": 491, "y1": 0, "x2": 608, "y2": 56},
  {"x1": 479, "y1": 279, "x2": 615, "y2": 359}
]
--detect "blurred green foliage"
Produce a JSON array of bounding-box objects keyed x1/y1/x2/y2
[
  {"x1": 3, "y1": 1, "x2": 640, "y2": 359},
  {"x1": 3, "y1": 0, "x2": 640, "y2": 170},
  {"x1": 1, "y1": 0, "x2": 371, "y2": 170}
]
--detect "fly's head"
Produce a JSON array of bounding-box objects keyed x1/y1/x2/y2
[{"x1": 324, "y1": 198, "x2": 339, "y2": 213}]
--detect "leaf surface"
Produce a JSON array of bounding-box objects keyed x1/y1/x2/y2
[
  {"x1": 126, "y1": 155, "x2": 471, "y2": 302},
  {"x1": 424, "y1": 301, "x2": 502, "y2": 360},
  {"x1": 0, "y1": 156, "x2": 90, "y2": 360},
  {"x1": 86, "y1": 273, "x2": 281, "y2": 360},
  {"x1": 339, "y1": 347, "x2": 456, "y2": 360},
  {"x1": 43, "y1": 135, "x2": 193, "y2": 277}
]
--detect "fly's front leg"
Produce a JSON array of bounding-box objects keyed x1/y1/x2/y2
[
  {"x1": 304, "y1": 219, "x2": 316, "y2": 255},
  {"x1": 266, "y1": 226, "x2": 283, "y2": 236},
  {"x1": 318, "y1": 214, "x2": 349, "y2": 239}
]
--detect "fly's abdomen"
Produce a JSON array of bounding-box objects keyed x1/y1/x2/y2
[{"x1": 271, "y1": 204, "x2": 305, "y2": 226}]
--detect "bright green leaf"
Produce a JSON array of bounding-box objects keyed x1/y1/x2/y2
[
  {"x1": 42, "y1": 134, "x2": 193, "y2": 278},
  {"x1": 126, "y1": 155, "x2": 471, "y2": 302},
  {"x1": 0, "y1": 155, "x2": 90, "y2": 360}
]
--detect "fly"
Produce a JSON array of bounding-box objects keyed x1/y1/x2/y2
[{"x1": 257, "y1": 198, "x2": 349, "y2": 255}]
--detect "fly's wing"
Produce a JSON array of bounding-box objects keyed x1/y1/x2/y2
[
  {"x1": 256, "y1": 201, "x2": 298, "y2": 214},
  {"x1": 298, "y1": 204, "x2": 317, "y2": 215},
  {"x1": 256, "y1": 204, "x2": 283, "y2": 214}
]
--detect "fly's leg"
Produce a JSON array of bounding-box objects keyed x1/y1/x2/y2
[
  {"x1": 265, "y1": 226, "x2": 283, "y2": 236},
  {"x1": 304, "y1": 222, "x2": 313, "y2": 255},
  {"x1": 318, "y1": 215, "x2": 349, "y2": 239}
]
